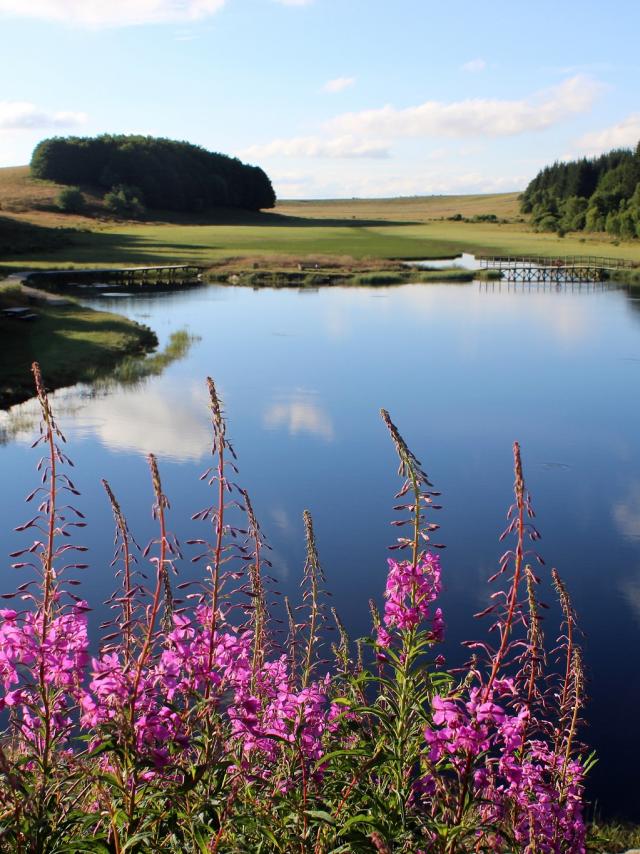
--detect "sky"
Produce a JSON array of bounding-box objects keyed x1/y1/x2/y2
[{"x1": 1, "y1": 0, "x2": 639, "y2": 199}]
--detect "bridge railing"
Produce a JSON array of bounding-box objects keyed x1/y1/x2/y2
[{"x1": 477, "y1": 254, "x2": 638, "y2": 269}]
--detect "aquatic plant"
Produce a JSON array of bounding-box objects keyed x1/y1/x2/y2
[{"x1": 0, "y1": 362, "x2": 592, "y2": 852}]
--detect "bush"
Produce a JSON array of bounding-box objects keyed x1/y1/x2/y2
[
  {"x1": 55, "y1": 186, "x2": 85, "y2": 213},
  {"x1": 103, "y1": 183, "x2": 145, "y2": 218},
  {"x1": 536, "y1": 213, "x2": 561, "y2": 232}
]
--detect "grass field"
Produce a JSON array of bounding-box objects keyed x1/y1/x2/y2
[
  {"x1": 2, "y1": 166, "x2": 640, "y2": 269},
  {"x1": 0, "y1": 281, "x2": 157, "y2": 407}
]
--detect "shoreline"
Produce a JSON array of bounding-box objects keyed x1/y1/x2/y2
[
  {"x1": 0, "y1": 280, "x2": 158, "y2": 409},
  {"x1": 0, "y1": 261, "x2": 498, "y2": 411},
  {"x1": 213, "y1": 265, "x2": 502, "y2": 288}
]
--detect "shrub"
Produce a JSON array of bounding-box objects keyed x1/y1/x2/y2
[
  {"x1": 471, "y1": 213, "x2": 498, "y2": 222},
  {"x1": 103, "y1": 183, "x2": 146, "y2": 218},
  {"x1": 55, "y1": 186, "x2": 85, "y2": 213},
  {"x1": 536, "y1": 213, "x2": 561, "y2": 232},
  {"x1": 0, "y1": 364, "x2": 592, "y2": 852}
]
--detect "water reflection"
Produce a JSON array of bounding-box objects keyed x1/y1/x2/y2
[
  {"x1": 74, "y1": 382, "x2": 211, "y2": 460},
  {"x1": 2, "y1": 279, "x2": 640, "y2": 820},
  {"x1": 613, "y1": 482, "x2": 640, "y2": 541},
  {"x1": 263, "y1": 391, "x2": 334, "y2": 441},
  {"x1": 620, "y1": 569, "x2": 640, "y2": 626}
]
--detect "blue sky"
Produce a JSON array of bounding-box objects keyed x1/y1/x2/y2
[{"x1": 1, "y1": 0, "x2": 639, "y2": 199}]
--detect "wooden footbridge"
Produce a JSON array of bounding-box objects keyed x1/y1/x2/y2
[
  {"x1": 24, "y1": 264, "x2": 203, "y2": 289},
  {"x1": 478, "y1": 255, "x2": 636, "y2": 283}
]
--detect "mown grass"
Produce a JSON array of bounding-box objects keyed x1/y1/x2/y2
[
  {"x1": 2, "y1": 166, "x2": 640, "y2": 269},
  {"x1": 5, "y1": 217, "x2": 640, "y2": 270},
  {"x1": 0, "y1": 282, "x2": 157, "y2": 408}
]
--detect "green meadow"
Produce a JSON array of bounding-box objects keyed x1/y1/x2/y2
[
  {"x1": 2, "y1": 168, "x2": 640, "y2": 269},
  {"x1": 0, "y1": 281, "x2": 157, "y2": 406}
]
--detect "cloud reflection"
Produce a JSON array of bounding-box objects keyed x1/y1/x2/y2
[
  {"x1": 76, "y1": 383, "x2": 211, "y2": 461},
  {"x1": 1, "y1": 380, "x2": 212, "y2": 462},
  {"x1": 613, "y1": 483, "x2": 640, "y2": 541},
  {"x1": 263, "y1": 391, "x2": 334, "y2": 441},
  {"x1": 620, "y1": 571, "x2": 640, "y2": 626}
]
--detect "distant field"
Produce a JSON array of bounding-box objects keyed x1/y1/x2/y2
[
  {"x1": 2, "y1": 166, "x2": 640, "y2": 268},
  {"x1": 276, "y1": 193, "x2": 522, "y2": 222}
]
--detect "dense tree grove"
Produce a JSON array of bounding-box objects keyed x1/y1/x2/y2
[
  {"x1": 521, "y1": 141, "x2": 640, "y2": 237},
  {"x1": 30, "y1": 134, "x2": 276, "y2": 213}
]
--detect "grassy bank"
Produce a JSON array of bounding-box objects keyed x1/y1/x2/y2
[
  {"x1": 0, "y1": 283, "x2": 157, "y2": 408},
  {"x1": 588, "y1": 820, "x2": 640, "y2": 852},
  {"x1": 612, "y1": 268, "x2": 640, "y2": 287},
  {"x1": 223, "y1": 266, "x2": 502, "y2": 287},
  {"x1": 2, "y1": 167, "x2": 640, "y2": 269}
]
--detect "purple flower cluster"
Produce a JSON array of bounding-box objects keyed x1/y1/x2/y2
[
  {"x1": 0, "y1": 600, "x2": 336, "y2": 776},
  {"x1": 229, "y1": 659, "x2": 332, "y2": 772},
  {"x1": 423, "y1": 682, "x2": 586, "y2": 852},
  {"x1": 0, "y1": 604, "x2": 89, "y2": 743},
  {"x1": 377, "y1": 554, "x2": 444, "y2": 647},
  {"x1": 80, "y1": 609, "x2": 252, "y2": 767}
]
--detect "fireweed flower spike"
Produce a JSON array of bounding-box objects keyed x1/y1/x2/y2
[
  {"x1": 0, "y1": 371, "x2": 590, "y2": 853},
  {"x1": 422, "y1": 442, "x2": 588, "y2": 852}
]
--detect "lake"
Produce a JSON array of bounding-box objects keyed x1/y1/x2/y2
[{"x1": 2, "y1": 276, "x2": 640, "y2": 820}]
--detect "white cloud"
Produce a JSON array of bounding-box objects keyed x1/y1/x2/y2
[
  {"x1": 0, "y1": 0, "x2": 226, "y2": 27},
  {"x1": 0, "y1": 101, "x2": 87, "y2": 131},
  {"x1": 576, "y1": 113, "x2": 640, "y2": 155},
  {"x1": 242, "y1": 75, "x2": 600, "y2": 172},
  {"x1": 241, "y1": 135, "x2": 390, "y2": 159},
  {"x1": 337, "y1": 171, "x2": 526, "y2": 197},
  {"x1": 273, "y1": 0, "x2": 313, "y2": 5},
  {"x1": 326, "y1": 75, "x2": 601, "y2": 140},
  {"x1": 323, "y1": 76, "x2": 355, "y2": 94},
  {"x1": 461, "y1": 58, "x2": 487, "y2": 73}
]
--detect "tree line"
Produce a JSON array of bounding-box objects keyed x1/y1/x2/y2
[
  {"x1": 521, "y1": 142, "x2": 640, "y2": 238},
  {"x1": 31, "y1": 134, "x2": 276, "y2": 214}
]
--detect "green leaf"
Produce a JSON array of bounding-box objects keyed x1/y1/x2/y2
[
  {"x1": 339, "y1": 813, "x2": 376, "y2": 831},
  {"x1": 304, "y1": 810, "x2": 335, "y2": 825},
  {"x1": 312, "y1": 747, "x2": 372, "y2": 771}
]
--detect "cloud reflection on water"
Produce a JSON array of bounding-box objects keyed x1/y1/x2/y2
[
  {"x1": 620, "y1": 570, "x2": 640, "y2": 627},
  {"x1": 0, "y1": 380, "x2": 212, "y2": 463},
  {"x1": 75, "y1": 383, "x2": 211, "y2": 461},
  {"x1": 263, "y1": 390, "x2": 334, "y2": 441},
  {"x1": 613, "y1": 482, "x2": 640, "y2": 541}
]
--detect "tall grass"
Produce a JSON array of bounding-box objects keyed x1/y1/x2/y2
[{"x1": 0, "y1": 364, "x2": 595, "y2": 852}]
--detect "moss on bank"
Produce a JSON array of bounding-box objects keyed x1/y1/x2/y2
[{"x1": 0, "y1": 285, "x2": 157, "y2": 408}]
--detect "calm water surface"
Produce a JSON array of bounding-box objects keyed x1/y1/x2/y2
[{"x1": 2, "y1": 279, "x2": 640, "y2": 819}]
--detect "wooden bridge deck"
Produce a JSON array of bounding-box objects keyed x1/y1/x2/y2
[
  {"x1": 24, "y1": 264, "x2": 203, "y2": 288},
  {"x1": 477, "y1": 254, "x2": 637, "y2": 283}
]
